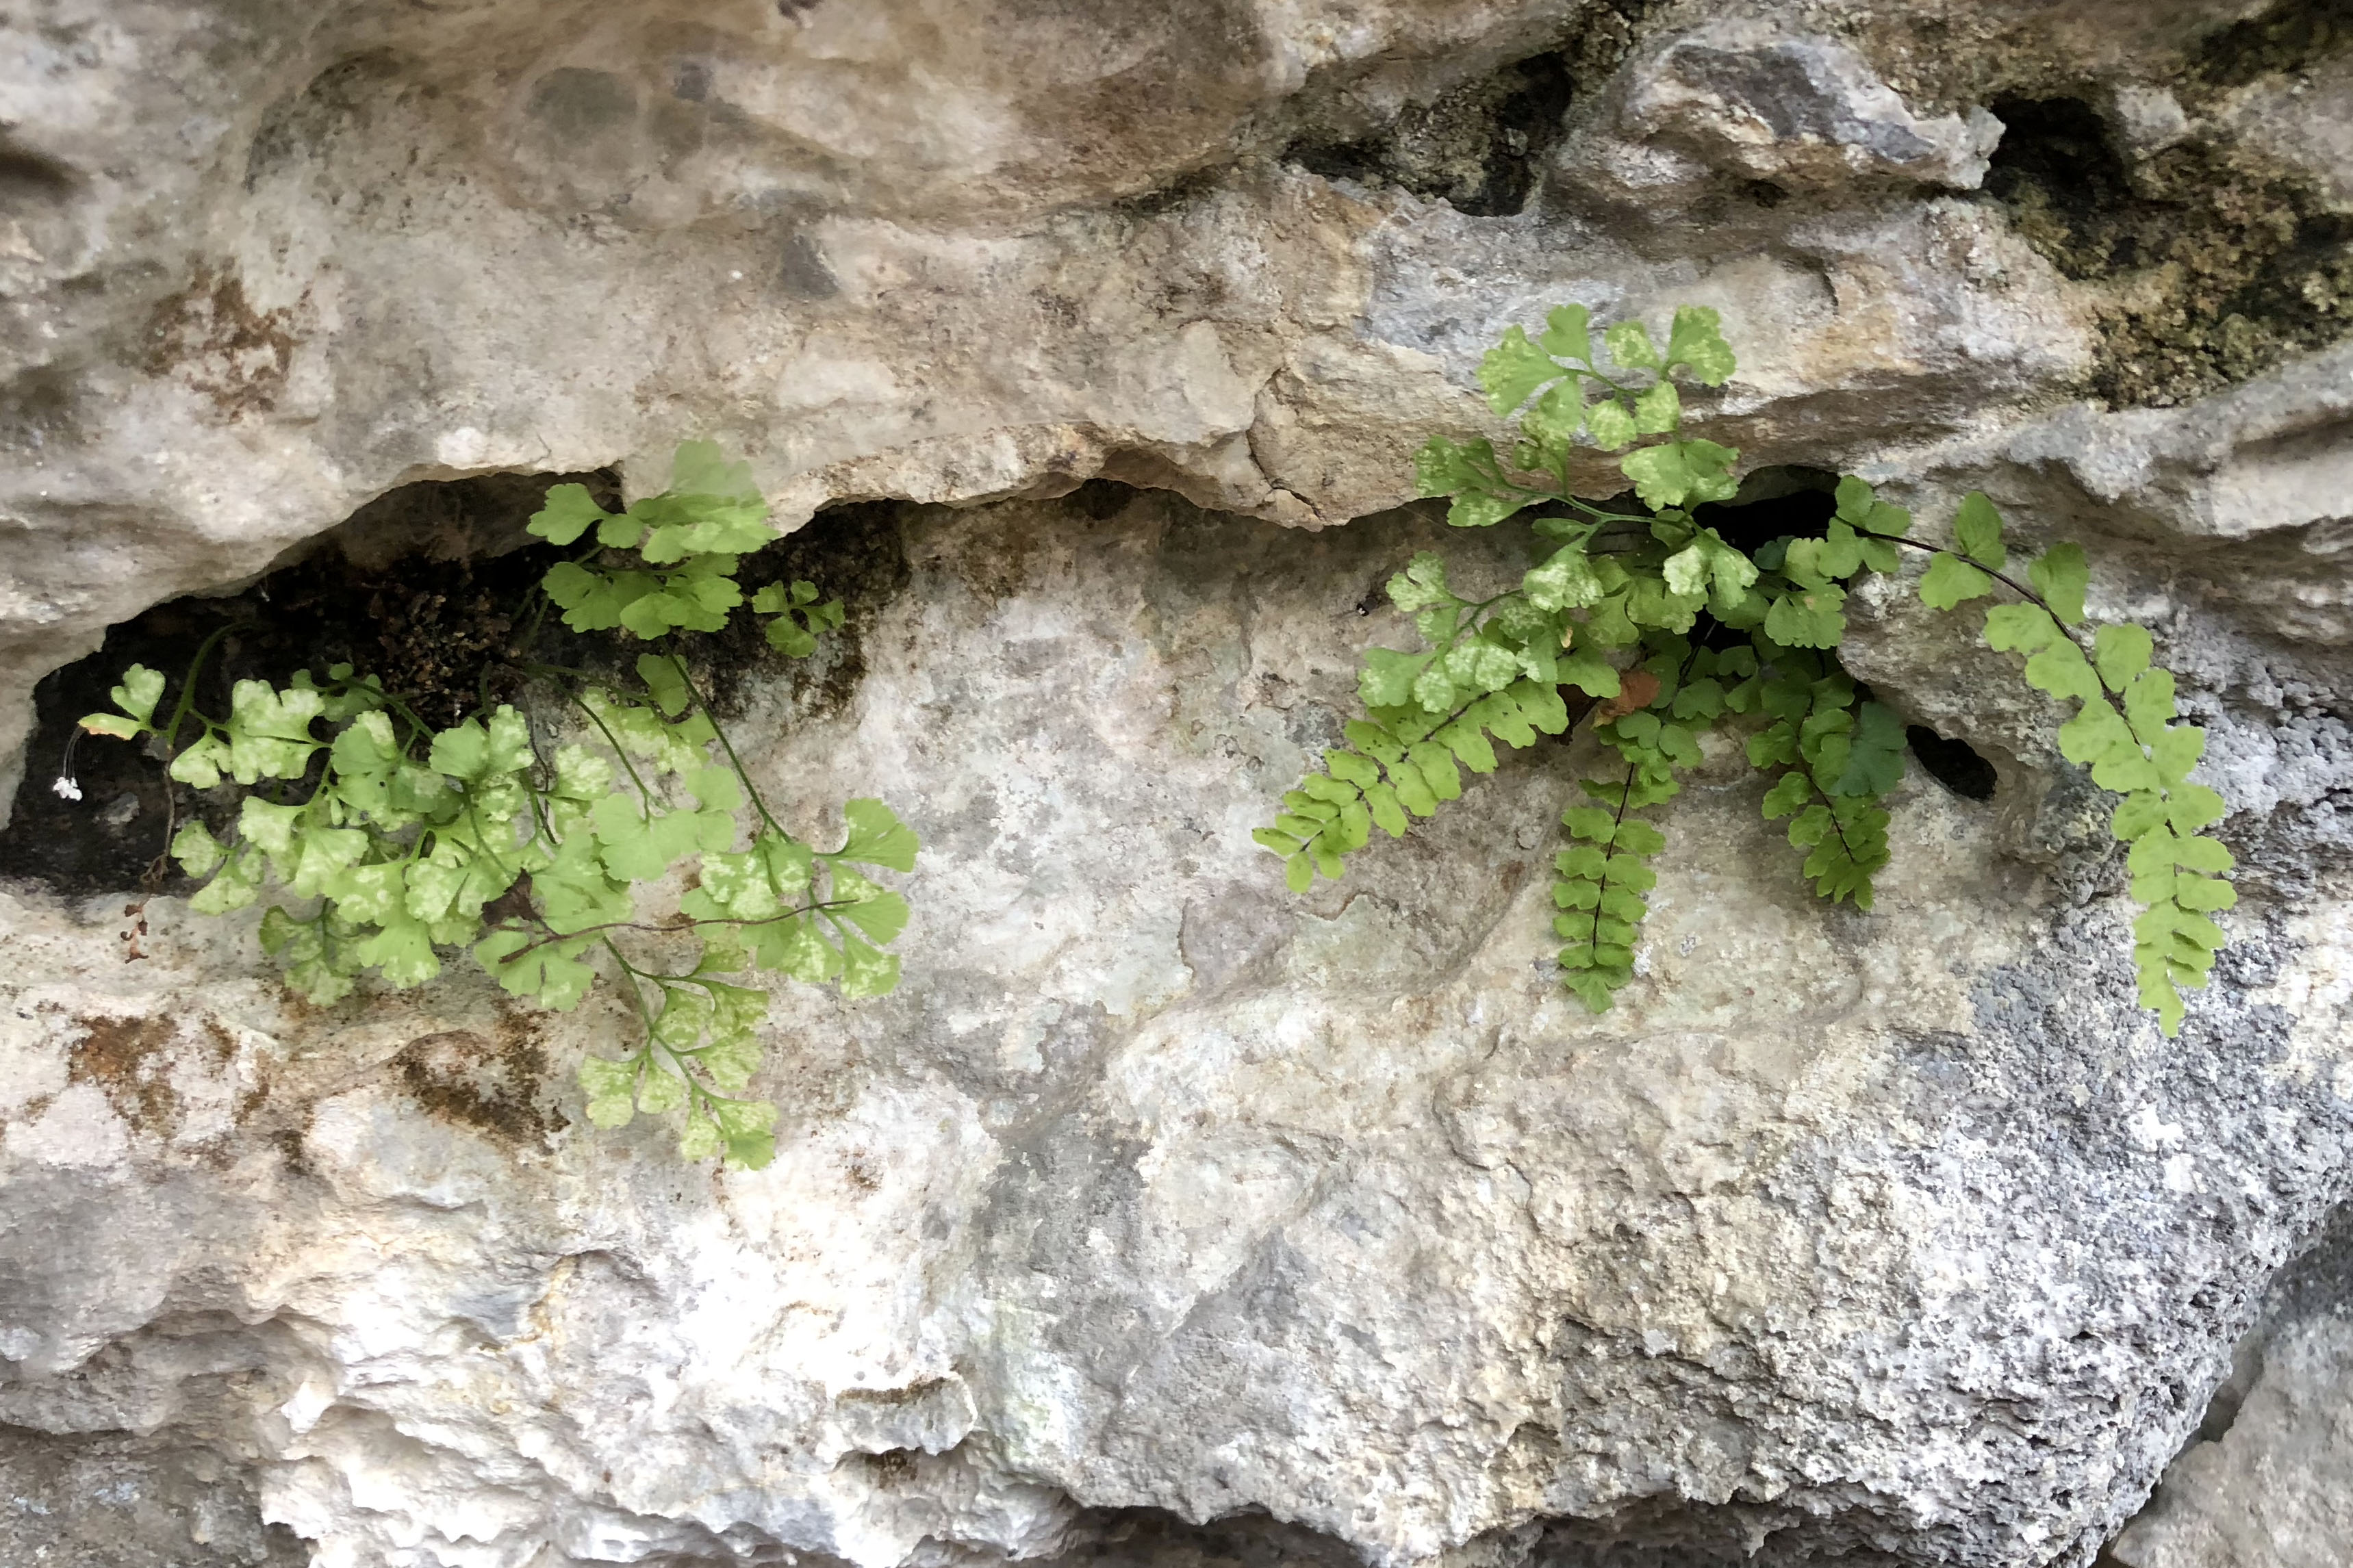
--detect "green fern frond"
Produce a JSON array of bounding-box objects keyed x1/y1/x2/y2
[
  {"x1": 1923, "y1": 498, "x2": 2233, "y2": 1036},
  {"x1": 1253, "y1": 680, "x2": 1573, "y2": 891},
  {"x1": 1554, "y1": 722, "x2": 1682, "y2": 1011}
]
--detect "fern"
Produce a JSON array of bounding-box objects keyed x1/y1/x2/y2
[
  {"x1": 1741, "y1": 654, "x2": 1904, "y2": 908},
  {"x1": 1552, "y1": 640, "x2": 1702, "y2": 1009},
  {"x1": 1262, "y1": 305, "x2": 2235, "y2": 1036},
  {"x1": 1251, "y1": 549, "x2": 1608, "y2": 890},
  {"x1": 1911, "y1": 506, "x2": 2233, "y2": 1033},
  {"x1": 76, "y1": 442, "x2": 917, "y2": 1165}
]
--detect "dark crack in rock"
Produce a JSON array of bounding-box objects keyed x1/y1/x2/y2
[{"x1": 1282, "y1": 2, "x2": 1658, "y2": 216}]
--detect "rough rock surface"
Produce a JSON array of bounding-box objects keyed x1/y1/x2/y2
[
  {"x1": 2110, "y1": 1208, "x2": 2353, "y2": 1568},
  {"x1": 1, "y1": 2, "x2": 2351, "y2": 1567}
]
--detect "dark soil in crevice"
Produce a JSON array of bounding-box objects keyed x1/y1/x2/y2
[
  {"x1": 1983, "y1": 91, "x2": 2353, "y2": 407},
  {"x1": 1067, "y1": 478, "x2": 1142, "y2": 521},
  {"x1": 2184, "y1": 0, "x2": 2353, "y2": 100},
  {"x1": 688, "y1": 498, "x2": 911, "y2": 724},
  {"x1": 0, "y1": 475, "x2": 911, "y2": 902},
  {"x1": 1286, "y1": 51, "x2": 1573, "y2": 216},
  {"x1": 1044, "y1": 1505, "x2": 1363, "y2": 1568},
  {"x1": 240, "y1": 488, "x2": 618, "y2": 736},
  {"x1": 0, "y1": 472, "x2": 618, "y2": 900},
  {"x1": 1280, "y1": 1, "x2": 1657, "y2": 216}
]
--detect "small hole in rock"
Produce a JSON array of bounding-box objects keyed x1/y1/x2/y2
[
  {"x1": 1688, "y1": 465, "x2": 1840, "y2": 555},
  {"x1": 1908, "y1": 725, "x2": 1998, "y2": 801},
  {"x1": 1067, "y1": 478, "x2": 1139, "y2": 521},
  {"x1": 1983, "y1": 97, "x2": 2135, "y2": 279},
  {"x1": 1516, "y1": 465, "x2": 1840, "y2": 557}
]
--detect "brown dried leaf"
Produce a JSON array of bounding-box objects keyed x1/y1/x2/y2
[{"x1": 1595, "y1": 667, "x2": 1659, "y2": 722}]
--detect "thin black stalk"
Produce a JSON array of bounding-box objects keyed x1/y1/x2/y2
[
  {"x1": 1855, "y1": 530, "x2": 2059, "y2": 616},
  {"x1": 512, "y1": 667, "x2": 659, "y2": 810},
  {"x1": 664, "y1": 653, "x2": 785, "y2": 837},
  {"x1": 157, "y1": 621, "x2": 249, "y2": 755}
]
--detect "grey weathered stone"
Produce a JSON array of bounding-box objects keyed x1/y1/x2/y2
[
  {"x1": 1552, "y1": 18, "x2": 2004, "y2": 205},
  {"x1": 2109, "y1": 1211, "x2": 2353, "y2": 1568},
  {"x1": 0, "y1": 1424, "x2": 307, "y2": 1567},
  {"x1": 1, "y1": 2, "x2": 2350, "y2": 1567}
]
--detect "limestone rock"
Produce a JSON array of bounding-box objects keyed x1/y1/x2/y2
[
  {"x1": 0, "y1": 1425, "x2": 306, "y2": 1567},
  {"x1": 1551, "y1": 18, "x2": 2004, "y2": 206},
  {"x1": 2110, "y1": 1212, "x2": 2353, "y2": 1568},
  {"x1": 1, "y1": 2, "x2": 2351, "y2": 1567},
  {"x1": 0, "y1": 473, "x2": 2348, "y2": 1567}
]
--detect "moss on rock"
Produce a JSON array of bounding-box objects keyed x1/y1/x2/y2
[{"x1": 1985, "y1": 94, "x2": 2353, "y2": 408}]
